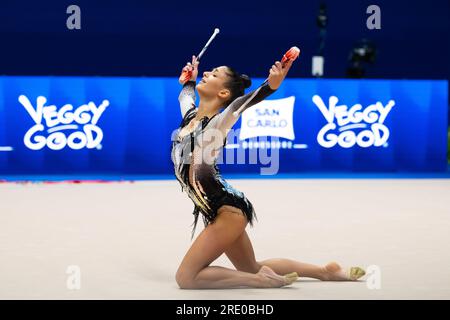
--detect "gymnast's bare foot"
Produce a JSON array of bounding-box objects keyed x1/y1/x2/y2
[
  {"x1": 323, "y1": 262, "x2": 366, "y2": 281},
  {"x1": 256, "y1": 265, "x2": 298, "y2": 288}
]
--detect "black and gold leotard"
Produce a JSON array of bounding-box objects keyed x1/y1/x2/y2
[{"x1": 171, "y1": 80, "x2": 276, "y2": 239}]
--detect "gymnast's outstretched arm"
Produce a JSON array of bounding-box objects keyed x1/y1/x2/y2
[
  {"x1": 178, "y1": 80, "x2": 197, "y2": 117},
  {"x1": 178, "y1": 56, "x2": 200, "y2": 117},
  {"x1": 212, "y1": 59, "x2": 293, "y2": 134},
  {"x1": 212, "y1": 82, "x2": 277, "y2": 133}
]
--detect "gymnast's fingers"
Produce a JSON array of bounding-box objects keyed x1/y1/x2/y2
[
  {"x1": 275, "y1": 61, "x2": 282, "y2": 71},
  {"x1": 192, "y1": 55, "x2": 199, "y2": 67}
]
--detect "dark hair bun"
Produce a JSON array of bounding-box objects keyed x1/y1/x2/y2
[{"x1": 240, "y1": 74, "x2": 252, "y2": 89}]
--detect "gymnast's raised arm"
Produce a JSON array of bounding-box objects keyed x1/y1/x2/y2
[
  {"x1": 213, "y1": 59, "x2": 294, "y2": 134},
  {"x1": 178, "y1": 55, "x2": 200, "y2": 118}
]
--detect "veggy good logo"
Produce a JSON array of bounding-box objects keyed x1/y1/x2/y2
[
  {"x1": 19, "y1": 95, "x2": 109, "y2": 150},
  {"x1": 313, "y1": 95, "x2": 394, "y2": 148}
]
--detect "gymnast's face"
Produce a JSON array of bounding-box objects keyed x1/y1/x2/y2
[{"x1": 196, "y1": 66, "x2": 231, "y2": 103}]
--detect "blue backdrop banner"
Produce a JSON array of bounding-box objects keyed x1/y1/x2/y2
[{"x1": 0, "y1": 76, "x2": 447, "y2": 175}]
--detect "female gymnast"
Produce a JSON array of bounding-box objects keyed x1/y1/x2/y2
[{"x1": 171, "y1": 54, "x2": 366, "y2": 289}]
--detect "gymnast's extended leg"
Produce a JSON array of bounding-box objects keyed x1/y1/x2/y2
[
  {"x1": 175, "y1": 205, "x2": 298, "y2": 289},
  {"x1": 225, "y1": 230, "x2": 365, "y2": 281}
]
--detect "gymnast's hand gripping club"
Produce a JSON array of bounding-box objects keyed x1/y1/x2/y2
[
  {"x1": 179, "y1": 28, "x2": 220, "y2": 84},
  {"x1": 232, "y1": 46, "x2": 301, "y2": 117}
]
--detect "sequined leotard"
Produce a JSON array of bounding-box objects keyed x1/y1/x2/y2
[{"x1": 171, "y1": 80, "x2": 276, "y2": 239}]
